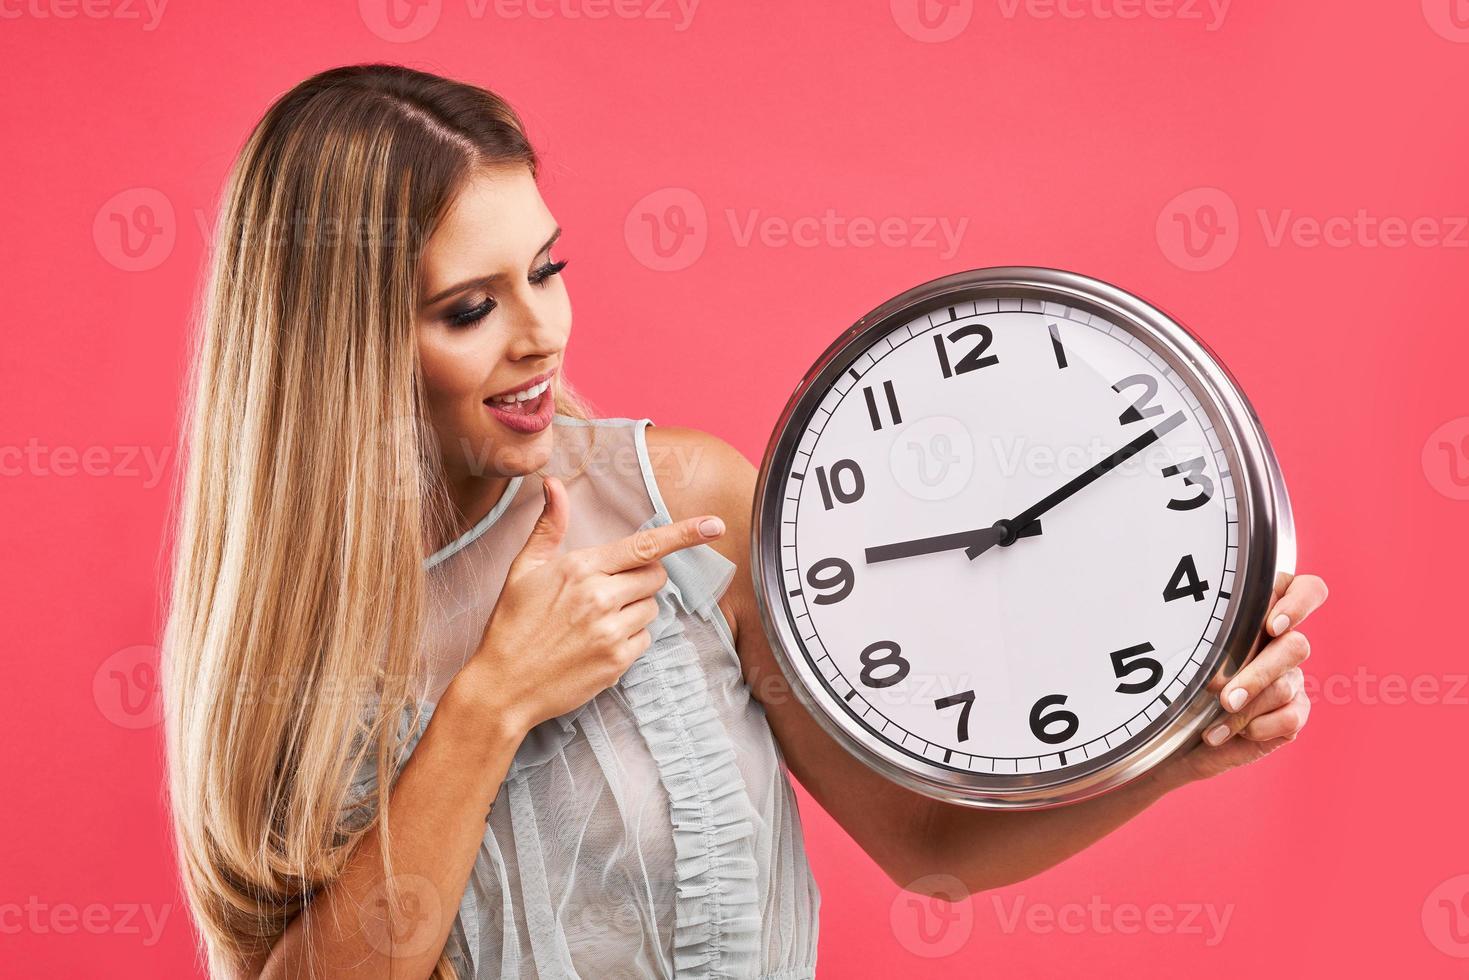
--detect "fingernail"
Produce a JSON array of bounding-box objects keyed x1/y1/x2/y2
[
  {"x1": 1225, "y1": 687, "x2": 1247, "y2": 712},
  {"x1": 543, "y1": 482, "x2": 551, "y2": 505},
  {"x1": 698, "y1": 517, "x2": 724, "y2": 538},
  {"x1": 1204, "y1": 724, "x2": 1231, "y2": 746},
  {"x1": 1271, "y1": 613, "x2": 1290, "y2": 635}
]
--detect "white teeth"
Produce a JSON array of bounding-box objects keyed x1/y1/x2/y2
[{"x1": 489, "y1": 378, "x2": 550, "y2": 403}]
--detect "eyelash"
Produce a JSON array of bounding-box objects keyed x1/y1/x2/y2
[{"x1": 445, "y1": 258, "x2": 569, "y2": 328}]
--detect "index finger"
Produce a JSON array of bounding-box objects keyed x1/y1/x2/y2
[{"x1": 591, "y1": 515, "x2": 726, "y2": 573}]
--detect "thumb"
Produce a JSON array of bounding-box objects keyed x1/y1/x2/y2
[{"x1": 515, "y1": 474, "x2": 567, "y2": 568}]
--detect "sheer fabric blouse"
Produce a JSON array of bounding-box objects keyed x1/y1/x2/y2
[{"x1": 350, "y1": 416, "x2": 821, "y2": 979}]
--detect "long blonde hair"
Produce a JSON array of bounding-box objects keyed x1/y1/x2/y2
[{"x1": 162, "y1": 64, "x2": 592, "y2": 978}]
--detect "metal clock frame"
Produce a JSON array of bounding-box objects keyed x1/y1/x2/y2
[{"x1": 751, "y1": 267, "x2": 1296, "y2": 809}]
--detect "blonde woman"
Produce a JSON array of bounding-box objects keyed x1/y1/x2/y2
[{"x1": 162, "y1": 64, "x2": 1329, "y2": 980}]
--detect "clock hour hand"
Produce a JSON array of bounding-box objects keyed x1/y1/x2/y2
[
  {"x1": 965, "y1": 410, "x2": 1187, "y2": 560},
  {"x1": 864, "y1": 519, "x2": 1042, "y2": 565}
]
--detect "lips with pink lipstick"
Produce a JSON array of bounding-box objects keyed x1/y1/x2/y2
[{"x1": 484, "y1": 369, "x2": 556, "y2": 434}]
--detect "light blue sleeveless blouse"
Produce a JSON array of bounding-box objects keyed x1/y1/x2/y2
[{"x1": 349, "y1": 416, "x2": 821, "y2": 979}]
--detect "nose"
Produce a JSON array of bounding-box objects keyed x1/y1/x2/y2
[{"x1": 502, "y1": 298, "x2": 567, "y2": 363}]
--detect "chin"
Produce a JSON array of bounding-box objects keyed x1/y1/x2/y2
[
  {"x1": 503, "y1": 432, "x2": 555, "y2": 476},
  {"x1": 466, "y1": 424, "x2": 555, "y2": 478}
]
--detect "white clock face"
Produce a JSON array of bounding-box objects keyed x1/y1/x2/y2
[{"x1": 775, "y1": 297, "x2": 1241, "y2": 777}]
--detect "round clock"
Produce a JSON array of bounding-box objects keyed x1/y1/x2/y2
[{"x1": 751, "y1": 267, "x2": 1295, "y2": 809}]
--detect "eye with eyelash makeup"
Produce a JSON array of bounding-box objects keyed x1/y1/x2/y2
[
  {"x1": 444, "y1": 258, "x2": 569, "y2": 328},
  {"x1": 529, "y1": 257, "x2": 568, "y2": 285}
]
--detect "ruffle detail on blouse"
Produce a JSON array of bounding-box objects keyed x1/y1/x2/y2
[
  {"x1": 617, "y1": 509, "x2": 763, "y2": 978},
  {"x1": 642, "y1": 510, "x2": 738, "y2": 626}
]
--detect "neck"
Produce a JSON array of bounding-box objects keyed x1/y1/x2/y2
[{"x1": 438, "y1": 468, "x2": 515, "y2": 549}]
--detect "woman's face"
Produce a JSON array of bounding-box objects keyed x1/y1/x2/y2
[{"x1": 415, "y1": 165, "x2": 570, "y2": 481}]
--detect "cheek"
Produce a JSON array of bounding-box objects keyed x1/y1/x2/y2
[
  {"x1": 418, "y1": 336, "x2": 461, "y2": 405},
  {"x1": 416, "y1": 330, "x2": 495, "y2": 429}
]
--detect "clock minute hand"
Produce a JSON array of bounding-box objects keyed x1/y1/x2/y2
[{"x1": 965, "y1": 410, "x2": 1187, "y2": 560}]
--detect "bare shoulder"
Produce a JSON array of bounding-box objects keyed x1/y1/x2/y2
[
  {"x1": 642, "y1": 424, "x2": 758, "y2": 635},
  {"x1": 642, "y1": 424, "x2": 755, "y2": 565}
]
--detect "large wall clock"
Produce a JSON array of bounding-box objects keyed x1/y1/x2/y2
[{"x1": 751, "y1": 267, "x2": 1295, "y2": 808}]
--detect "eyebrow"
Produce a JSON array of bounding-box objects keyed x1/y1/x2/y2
[{"x1": 421, "y1": 227, "x2": 563, "y2": 308}]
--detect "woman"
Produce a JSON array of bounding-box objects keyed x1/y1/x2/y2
[{"x1": 161, "y1": 64, "x2": 1328, "y2": 980}]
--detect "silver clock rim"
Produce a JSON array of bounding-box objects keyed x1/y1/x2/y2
[{"x1": 751, "y1": 266, "x2": 1296, "y2": 810}]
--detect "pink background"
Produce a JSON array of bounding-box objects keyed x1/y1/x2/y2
[{"x1": 4, "y1": 0, "x2": 1468, "y2": 975}]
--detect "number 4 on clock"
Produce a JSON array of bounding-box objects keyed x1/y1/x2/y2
[{"x1": 1163, "y1": 553, "x2": 1211, "y2": 602}]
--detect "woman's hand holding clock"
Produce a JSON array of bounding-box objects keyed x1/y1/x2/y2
[{"x1": 1159, "y1": 571, "x2": 1328, "y2": 787}]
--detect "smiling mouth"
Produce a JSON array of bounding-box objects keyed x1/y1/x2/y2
[
  {"x1": 484, "y1": 370, "x2": 555, "y2": 412},
  {"x1": 482, "y1": 369, "x2": 557, "y2": 431}
]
